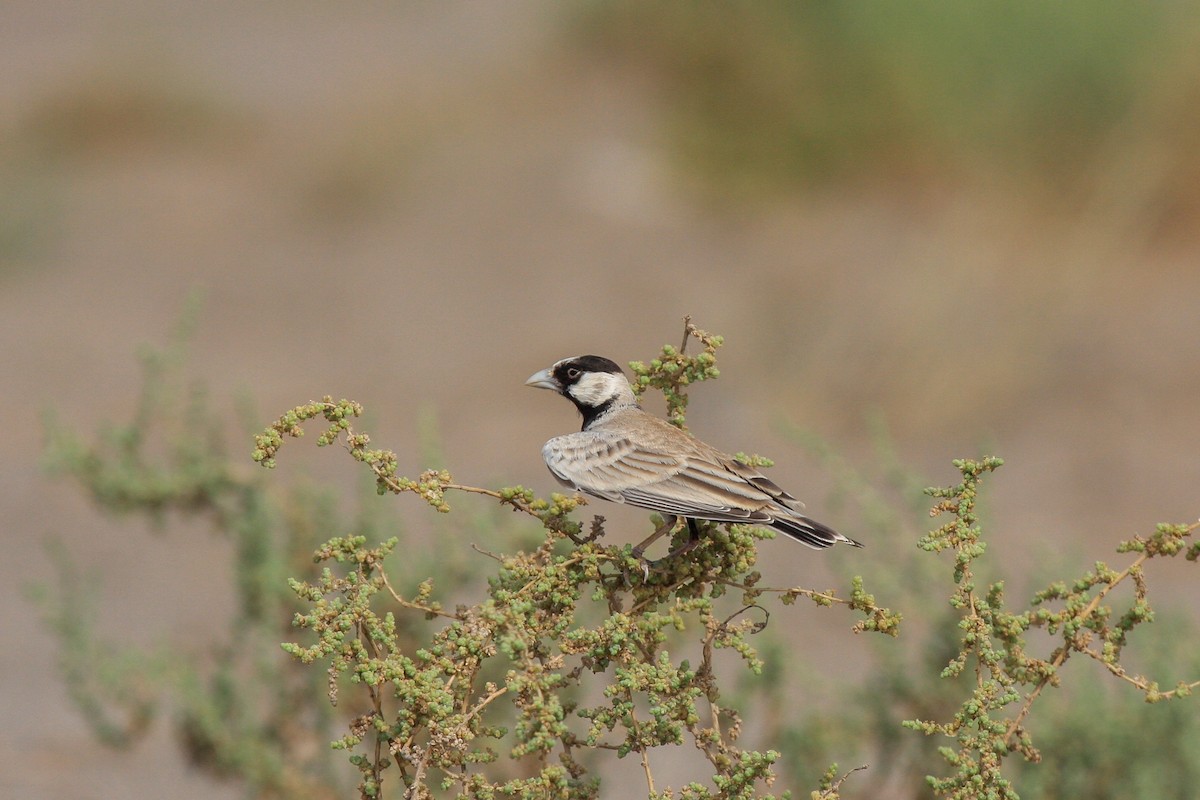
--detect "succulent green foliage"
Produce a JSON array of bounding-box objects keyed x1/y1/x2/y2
[
  {"x1": 627, "y1": 316, "x2": 723, "y2": 429},
  {"x1": 905, "y1": 458, "x2": 1199, "y2": 798},
  {"x1": 38, "y1": 305, "x2": 353, "y2": 798},
  {"x1": 44, "y1": 296, "x2": 238, "y2": 524},
  {"x1": 753, "y1": 424, "x2": 1200, "y2": 799},
  {"x1": 256, "y1": 317, "x2": 894, "y2": 799},
  {"x1": 35, "y1": 301, "x2": 509, "y2": 799},
  {"x1": 39, "y1": 311, "x2": 1198, "y2": 800}
]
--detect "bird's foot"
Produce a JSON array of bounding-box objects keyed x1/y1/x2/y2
[
  {"x1": 623, "y1": 518, "x2": 705, "y2": 583},
  {"x1": 627, "y1": 536, "x2": 702, "y2": 582},
  {"x1": 626, "y1": 546, "x2": 655, "y2": 584}
]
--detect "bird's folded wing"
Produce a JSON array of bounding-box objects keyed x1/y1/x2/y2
[
  {"x1": 543, "y1": 433, "x2": 781, "y2": 520},
  {"x1": 625, "y1": 460, "x2": 778, "y2": 519},
  {"x1": 719, "y1": 457, "x2": 805, "y2": 511},
  {"x1": 543, "y1": 432, "x2": 686, "y2": 497}
]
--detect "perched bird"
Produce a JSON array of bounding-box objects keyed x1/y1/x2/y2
[{"x1": 525, "y1": 355, "x2": 862, "y2": 559}]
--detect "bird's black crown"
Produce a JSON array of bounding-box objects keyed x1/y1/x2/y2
[{"x1": 553, "y1": 355, "x2": 624, "y2": 387}]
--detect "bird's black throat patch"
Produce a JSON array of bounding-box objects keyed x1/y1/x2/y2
[{"x1": 576, "y1": 396, "x2": 616, "y2": 430}]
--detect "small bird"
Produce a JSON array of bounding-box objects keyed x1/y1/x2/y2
[{"x1": 525, "y1": 355, "x2": 862, "y2": 559}]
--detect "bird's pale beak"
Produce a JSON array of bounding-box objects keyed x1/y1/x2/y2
[{"x1": 525, "y1": 368, "x2": 560, "y2": 392}]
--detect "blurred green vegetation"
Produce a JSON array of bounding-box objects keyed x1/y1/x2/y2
[
  {"x1": 34, "y1": 307, "x2": 526, "y2": 799},
  {"x1": 0, "y1": 155, "x2": 58, "y2": 266},
  {"x1": 34, "y1": 314, "x2": 1198, "y2": 798},
  {"x1": 578, "y1": 1, "x2": 1200, "y2": 227},
  {"x1": 774, "y1": 427, "x2": 1200, "y2": 798},
  {"x1": 20, "y1": 61, "x2": 244, "y2": 160},
  {"x1": 0, "y1": 57, "x2": 250, "y2": 267},
  {"x1": 1014, "y1": 626, "x2": 1200, "y2": 799}
]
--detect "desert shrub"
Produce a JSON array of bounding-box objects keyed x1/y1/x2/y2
[{"x1": 38, "y1": 313, "x2": 1197, "y2": 799}]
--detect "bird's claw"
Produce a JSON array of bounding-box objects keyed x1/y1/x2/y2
[
  {"x1": 623, "y1": 547, "x2": 662, "y2": 586},
  {"x1": 623, "y1": 522, "x2": 704, "y2": 585}
]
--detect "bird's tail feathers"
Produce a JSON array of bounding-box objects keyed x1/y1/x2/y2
[{"x1": 771, "y1": 513, "x2": 863, "y2": 550}]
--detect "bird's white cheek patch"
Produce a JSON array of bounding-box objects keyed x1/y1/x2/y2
[{"x1": 568, "y1": 373, "x2": 624, "y2": 407}]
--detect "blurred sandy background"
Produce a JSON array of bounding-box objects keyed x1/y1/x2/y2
[{"x1": 3, "y1": 3, "x2": 1199, "y2": 798}]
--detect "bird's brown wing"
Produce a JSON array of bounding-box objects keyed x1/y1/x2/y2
[
  {"x1": 542, "y1": 430, "x2": 780, "y2": 523},
  {"x1": 542, "y1": 430, "x2": 684, "y2": 501}
]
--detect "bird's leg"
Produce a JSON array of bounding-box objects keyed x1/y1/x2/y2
[
  {"x1": 659, "y1": 518, "x2": 703, "y2": 560},
  {"x1": 628, "y1": 518, "x2": 705, "y2": 582},
  {"x1": 631, "y1": 515, "x2": 678, "y2": 560}
]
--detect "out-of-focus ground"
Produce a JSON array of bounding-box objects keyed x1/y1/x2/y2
[{"x1": 2, "y1": 3, "x2": 1198, "y2": 798}]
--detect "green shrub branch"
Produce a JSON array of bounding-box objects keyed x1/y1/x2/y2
[
  {"x1": 252, "y1": 321, "x2": 897, "y2": 799},
  {"x1": 905, "y1": 457, "x2": 1198, "y2": 799},
  {"x1": 36, "y1": 311, "x2": 1198, "y2": 800}
]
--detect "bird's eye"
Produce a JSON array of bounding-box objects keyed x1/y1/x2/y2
[{"x1": 566, "y1": 367, "x2": 581, "y2": 379}]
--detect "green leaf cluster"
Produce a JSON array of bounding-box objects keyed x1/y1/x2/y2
[{"x1": 36, "y1": 311, "x2": 1198, "y2": 800}]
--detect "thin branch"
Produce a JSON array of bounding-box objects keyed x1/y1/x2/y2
[
  {"x1": 630, "y1": 577, "x2": 696, "y2": 614},
  {"x1": 1081, "y1": 647, "x2": 1200, "y2": 699},
  {"x1": 1003, "y1": 551, "x2": 1150, "y2": 747},
  {"x1": 814, "y1": 764, "x2": 870, "y2": 800},
  {"x1": 380, "y1": 570, "x2": 461, "y2": 620},
  {"x1": 469, "y1": 543, "x2": 504, "y2": 562},
  {"x1": 715, "y1": 578, "x2": 853, "y2": 608},
  {"x1": 628, "y1": 703, "x2": 656, "y2": 796},
  {"x1": 965, "y1": 570, "x2": 985, "y2": 691},
  {"x1": 444, "y1": 483, "x2": 505, "y2": 501},
  {"x1": 462, "y1": 685, "x2": 509, "y2": 726},
  {"x1": 1001, "y1": 521, "x2": 1200, "y2": 746},
  {"x1": 710, "y1": 701, "x2": 722, "y2": 747}
]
